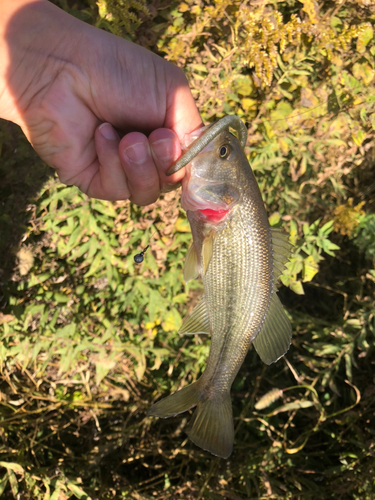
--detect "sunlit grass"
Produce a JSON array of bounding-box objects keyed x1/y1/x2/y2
[{"x1": 1, "y1": 0, "x2": 375, "y2": 498}]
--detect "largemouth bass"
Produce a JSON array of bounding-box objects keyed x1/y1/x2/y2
[{"x1": 148, "y1": 116, "x2": 292, "y2": 459}]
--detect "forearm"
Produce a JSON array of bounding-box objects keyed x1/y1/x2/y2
[
  {"x1": 0, "y1": 0, "x2": 81, "y2": 127},
  {"x1": 1, "y1": 0, "x2": 40, "y2": 122}
]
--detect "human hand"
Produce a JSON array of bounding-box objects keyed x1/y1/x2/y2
[{"x1": 0, "y1": 0, "x2": 202, "y2": 204}]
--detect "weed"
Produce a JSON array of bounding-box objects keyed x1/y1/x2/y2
[{"x1": 1, "y1": 0, "x2": 375, "y2": 498}]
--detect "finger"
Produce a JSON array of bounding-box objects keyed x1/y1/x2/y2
[
  {"x1": 86, "y1": 123, "x2": 131, "y2": 200},
  {"x1": 163, "y1": 63, "x2": 203, "y2": 140},
  {"x1": 119, "y1": 132, "x2": 160, "y2": 206},
  {"x1": 149, "y1": 128, "x2": 182, "y2": 192}
]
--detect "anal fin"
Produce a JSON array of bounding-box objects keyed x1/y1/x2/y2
[
  {"x1": 253, "y1": 292, "x2": 292, "y2": 364},
  {"x1": 179, "y1": 296, "x2": 210, "y2": 335}
]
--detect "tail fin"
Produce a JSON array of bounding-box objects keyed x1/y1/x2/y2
[
  {"x1": 148, "y1": 383, "x2": 234, "y2": 459},
  {"x1": 187, "y1": 393, "x2": 233, "y2": 459}
]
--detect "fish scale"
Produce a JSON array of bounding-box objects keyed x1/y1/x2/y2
[
  {"x1": 148, "y1": 116, "x2": 292, "y2": 459},
  {"x1": 201, "y1": 204, "x2": 273, "y2": 392}
]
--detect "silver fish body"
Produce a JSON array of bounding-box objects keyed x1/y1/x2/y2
[{"x1": 148, "y1": 117, "x2": 292, "y2": 459}]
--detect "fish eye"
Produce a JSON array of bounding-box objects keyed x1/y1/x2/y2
[{"x1": 219, "y1": 145, "x2": 230, "y2": 159}]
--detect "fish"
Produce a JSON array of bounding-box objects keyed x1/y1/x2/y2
[{"x1": 147, "y1": 116, "x2": 292, "y2": 459}]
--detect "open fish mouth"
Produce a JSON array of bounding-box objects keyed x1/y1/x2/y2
[
  {"x1": 192, "y1": 181, "x2": 240, "y2": 209},
  {"x1": 181, "y1": 177, "x2": 240, "y2": 216},
  {"x1": 193, "y1": 182, "x2": 240, "y2": 222}
]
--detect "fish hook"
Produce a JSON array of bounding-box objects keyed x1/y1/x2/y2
[{"x1": 166, "y1": 115, "x2": 248, "y2": 176}]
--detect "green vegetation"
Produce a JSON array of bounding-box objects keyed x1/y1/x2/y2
[{"x1": 1, "y1": 0, "x2": 375, "y2": 498}]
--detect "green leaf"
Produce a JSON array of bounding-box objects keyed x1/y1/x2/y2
[
  {"x1": 289, "y1": 280, "x2": 304, "y2": 295},
  {"x1": 0, "y1": 473, "x2": 8, "y2": 496},
  {"x1": 55, "y1": 324, "x2": 76, "y2": 339},
  {"x1": 27, "y1": 272, "x2": 51, "y2": 288},
  {"x1": 70, "y1": 240, "x2": 90, "y2": 260},
  {"x1": 86, "y1": 237, "x2": 99, "y2": 261},
  {"x1": 356, "y1": 23, "x2": 374, "y2": 53},
  {"x1": 302, "y1": 255, "x2": 319, "y2": 282},
  {"x1": 50, "y1": 483, "x2": 67, "y2": 500},
  {"x1": 270, "y1": 102, "x2": 293, "y2": 131},
  {"x1": 319, "y1": 220, "x2": 334, "y2": 236},
  {"x1": 317, "y1": 344, "x2": 342, "y2": 356},
  {"x1": 175, "y1": 217, "x2": 191, "y2": 233},
  {"x1": 352, "y1": 129, "x2": 366, "y2": 147},
  {"x1": 352, "y1": 62, "x2": 375, "y2": 86},
  {"x1": 162, "y1": 309, "x2": 182, "y2": 332},
  {"x1": 0, "y1": 462, "x2": 24, "y2": 475},
  {"x1": 269, "y1": 212, "x2": 281, "y2": 226},
  {"x1": 53, "y1": 293, "x2": 70, "y2": 303},
  {"x1": 289, "y1": 220, "x2": 298, "y2": 246},
  {"x1": 344, "y1": 353, "x2": 353, "y2": 381},
  {"x1": 84, "y1": 251, "x2": 105, "y2": 278},
  {"x1": 62, "y1": 226, "x2": 86, "y2": 255},
  {"x1": 234, "y1": 76, "x2": 254, "y2": 96},
  {"x1": 66, "y1": 481, "x2": 92, "y2": 499},
  {"x1": 8, "y1": 470, "x2": 18, "y2": 496},
  {"x1": 91, "y1": 200, "x2": 117, "y2": 218},
  {"x1": 172, "y1": 293, "x2": 188, "y2": 304},
  {"x1": 286, "y1": 257, "x2": 303, "y2": 276},
  {"x1": 190, "y1": 63, "x2": 208, "y2": 73}
]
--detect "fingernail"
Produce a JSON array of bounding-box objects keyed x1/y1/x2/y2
[
  {"x1": 99, "y1": 123, "x2": 118, "y2": 140},
  {"x1": 151, "y1": 138, "x2": 175, "y2": 161},
  {"x1": 124, "y1": 142, "x2": 150, "y2": 164}
]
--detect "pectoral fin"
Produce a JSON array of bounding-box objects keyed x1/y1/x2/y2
[
  {"x1": 253, "y1": 292, "x2": 292, "y2": 364},
  {"x1": 184, "y1": 243, "x2": 199, "y2": 282},
  {"x1": 179, "y1": 296, "x2": 210, "y2": 335},
  {"x1": 202, "y1": 231, "x2": 215, "y2": 275}
]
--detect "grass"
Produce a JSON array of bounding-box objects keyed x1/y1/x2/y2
[
  {"x1": 1, "y1": 0, "x2": 375, "y2": 498},
  {"x1": 1, "y1": 120, "x2": 374, "y2": 500}
]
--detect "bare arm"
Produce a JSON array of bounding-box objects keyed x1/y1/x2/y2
[{"x1": 0, "y1": 0, "x2": 202, "y2": 203}]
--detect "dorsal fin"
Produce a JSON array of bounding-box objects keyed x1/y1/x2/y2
[
  {"x1": 271, "y1": 228, "x2": 292, "y2": 284},
  {"x1": 179, "y1": 296, "x2": 210, "y2": 335},
  {"x1": 252, "y1": 292, "x2": 292, "y2": 364}
]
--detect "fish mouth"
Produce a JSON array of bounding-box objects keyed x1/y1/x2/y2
[
  {"x1": 181, "y1": 179, "x2": 240, "y2": 223},
  {"x1": 179, "y1": 123, "x2": 241, "y2": 222}
]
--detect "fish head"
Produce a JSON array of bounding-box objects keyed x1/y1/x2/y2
[{"x1": 181, "y1": 125, "x2": 246, "y2": 224}]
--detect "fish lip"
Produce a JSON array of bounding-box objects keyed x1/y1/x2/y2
[{"x1": 197, "y1": 207, "x2": 232, "y2": 223}]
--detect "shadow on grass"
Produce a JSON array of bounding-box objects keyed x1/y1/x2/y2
[{"x1": 0, "y1": 119, "x2": 53, "y2": 301}]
